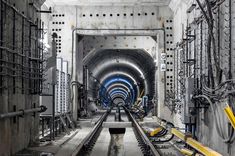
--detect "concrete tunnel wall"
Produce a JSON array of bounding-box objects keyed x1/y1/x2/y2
[{"x1": 0, "y1": 0, "x2": 44, "y2": 155}]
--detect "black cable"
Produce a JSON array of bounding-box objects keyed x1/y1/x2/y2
[
  {"x1": 194, "y1": 95, "x2": 234, "y2": 142},
  {"x1": 205, "y1": 0, "x2": 222, "y2": 83},
  {"x1": 196, "y1": 0, "x2": 222, "y2": 87},
  {"x1": 155, "y1": 129, "x2": 168, "y2": 137}
]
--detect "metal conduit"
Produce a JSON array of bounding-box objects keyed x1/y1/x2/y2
[{"x1": 0, "y1": 105, "x2": 47, "y2": 119}]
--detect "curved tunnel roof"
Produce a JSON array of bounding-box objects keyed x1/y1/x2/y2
[{"x1": 84, "y1": 49, "x2": 156, "y2": 106}]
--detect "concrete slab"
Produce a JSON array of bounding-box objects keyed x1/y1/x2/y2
[
  {"x1": 90, "y1": 128, "x2": 111, "y2": 156},
  {"x1": 103, "y1": 122, "x2": 132, "y2": 128},
  {"x1": 120, "y1": 113, "x2": 129, "y2": 122},
  {"x1": 90, "y1": 127, "x2": 143, "y2": 156},
  {"x1": 78, "y1": 114, "x2": 103, "y2": 127},
  {"x1": 106, "y1": 113, "x2": 116, "y2": 122},
  {"x1": 28, "y1": 127, "x2": 92, "y2": 155},
  {"x1": 55, "y1": 128, "x2": 92, "y2": 156},
  {"x1": 29, "y1": 130, "x2": 80, "y2": 153},
  {"x1": 123, "y1": 128, "x2": 143, "y2": 156}
]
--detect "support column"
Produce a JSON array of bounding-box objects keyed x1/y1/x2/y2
[
  {"x1": 72, "y1": 34, "x2": 83, "y2": 120},
  {"x1": 156, "y1": 31, "x2": 172, "y2": 122}
]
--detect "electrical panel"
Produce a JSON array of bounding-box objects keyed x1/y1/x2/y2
[
  {"x1": 183, "y1": 77, "x2": 195, "y2": 124},
  {"x1": 55, "y1": 58, "x2": 70, "y2": 115},
  {"x1": 40, "y1": 67, "x2": 54, "y2": 115},
  {"x1": 40, "y1": 57, "x2": 70, "y2": 116}
]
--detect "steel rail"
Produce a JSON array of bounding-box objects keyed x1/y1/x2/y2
[
  {"x1": 72, "y1": 109, "x2": 111, "y2": 156},
  {"x1": 123, "y1": 107, "x2": 161, "y2": 156},
  {"x1": 72, "y1": 107, "x2": 161, "y2": 156}
]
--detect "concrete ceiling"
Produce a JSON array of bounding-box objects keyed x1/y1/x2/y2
[{"x1": 45, "y1": 0, "x2": 171, "y2": 6}]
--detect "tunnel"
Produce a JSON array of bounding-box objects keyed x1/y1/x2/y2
[
  {"x1": 82, "y1": 45, "x2": 156, "y2": 112},
  {"x1": 1, "y1": 0, "x2": 235, "y2": 156}
]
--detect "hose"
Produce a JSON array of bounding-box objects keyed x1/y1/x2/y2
[{"x1": 152, "y1": 122, "x2": 174, "y2": 143}]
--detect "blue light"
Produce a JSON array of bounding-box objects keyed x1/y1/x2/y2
[
  {"x1": 99, "y1": 75, "x2": 137, "y2": 107},
  {"x1": 110, "y1": 90, "x2": 128, "y2": 99},
  {"x1": 109, "y1": 88, "x2": 129, "y2": 97}
]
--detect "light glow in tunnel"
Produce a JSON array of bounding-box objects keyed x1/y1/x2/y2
[
  {"x1": 110, "y1": 90, "x2": 128, "y2": 100},
  {"x1": 99, "y1": 75, "x2": 138, "y2": 107},
  {"x1": 84, "y1": 49, "x2": 156, "y2": 109}
]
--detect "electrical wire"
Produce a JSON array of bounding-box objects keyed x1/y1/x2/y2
[
  {"x1": 152, "y1": 122, "x2": 174, "y2": 143},
  {"x1": 193, "y1": 95, "x2": 234, "y2": 142},
  {"x1": 200, "y1": 75, "x2": 235, "y2": 100},
  {"x1": 155, "y1": 129, "x2": 168, "y2": 137},
  {"x1": 196, "y1": 0, "x2": 222, "y2": 87}
]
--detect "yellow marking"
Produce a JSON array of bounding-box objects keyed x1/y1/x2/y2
[
  {"x1": 139, "y1": 89, "x2": 144, "y2": 98},
  {"x1": 180, "y1": 148, "x2": 194, "y2": 156},
  {"x1": 171, "y1": 128, "x2": 222, "y2": 156},
  {"x1": 224, "y1": 104, "x2": 235, "y2": 130},
  {"x1": 149, "y1": 127, "x2": 163, "y2": 137}
]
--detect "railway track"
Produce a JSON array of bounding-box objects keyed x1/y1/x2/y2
[
  {"x1": 73, "y1": 109, "x2": 111, "y2": 156},
  {"x1": 73, "y1": 107, "x2": 162, "y2": 156},
  {"x1": 124, "y1": 107, "x2": 161, "y2": 156}
]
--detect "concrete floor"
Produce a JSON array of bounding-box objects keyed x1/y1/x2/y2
[
  {"x1": 90, "y1": 128, "x2": 143, "y2": 156},
  {"x1": 90, "y1": 110, "x2": 143, "y2": 156},
  {"x1": 26, "y1": 127, "x2": 92, "y2": 155},
  {"x1": 19, "y1": 114, "x2": 181, "y2": 156},
  {"x1": 123, "y1": 128, "x2": 143, "y2": 156},
  {"x1": 55, "y1": 128, "x2": 92, "y2": 156},
  {"x1": 90, "y1": 128, "x2": 111, "y2": 156}
]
